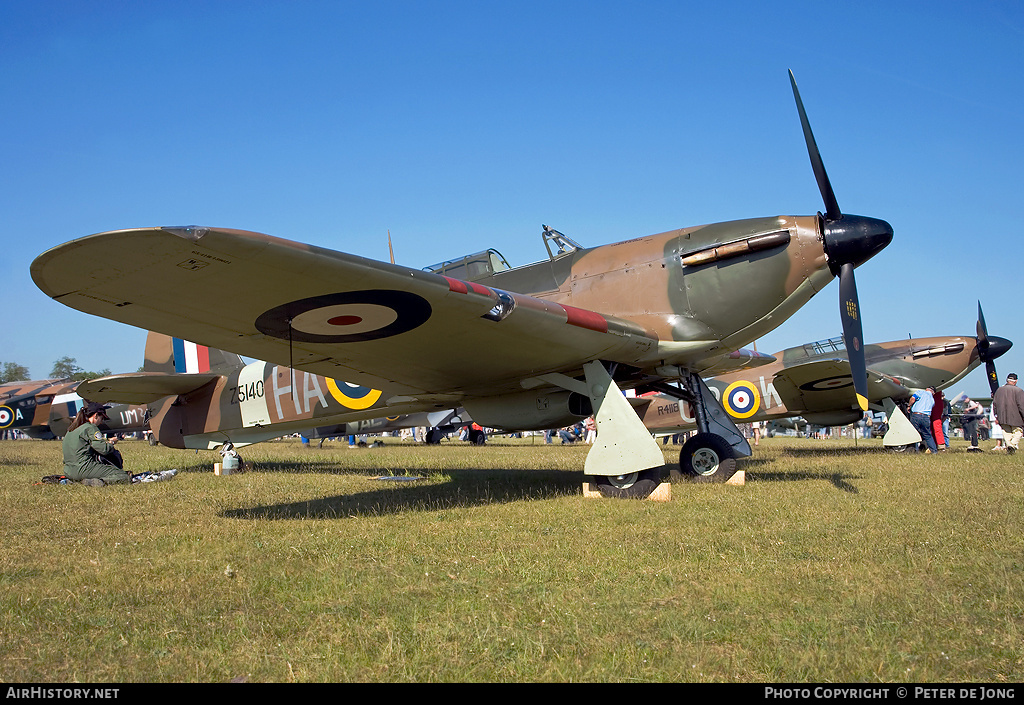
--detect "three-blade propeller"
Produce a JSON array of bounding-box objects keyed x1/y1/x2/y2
[
  {"x1": 789, "y1": 70, "x2": 894, "y2": 411},
  {"x1": 976, "y1": 301, "x2": 1013, "y2": 395}
]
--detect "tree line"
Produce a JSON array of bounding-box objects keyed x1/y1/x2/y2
[{"x1": 0, "y1": 357, "x2": 112, "y2": 384}]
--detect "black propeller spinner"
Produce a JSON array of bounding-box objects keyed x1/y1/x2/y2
[
  {"x1": 976, "y1": 301, "x2": 1013, "y2": 395},
  {"x1": 789, "y1": 70, "x2": 894, "y2": 411}
]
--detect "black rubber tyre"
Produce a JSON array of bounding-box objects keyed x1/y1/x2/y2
[
  {"x1": 593, "y1": 466, "x2": 664, "y2": 499},
  {"x1": 679, "y1": 433, "x2": 736, "y2": 483}
]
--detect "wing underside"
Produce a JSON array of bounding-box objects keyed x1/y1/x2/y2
[
  {"x1": 771, "y1": 359, "x2": 905, "y2": 413},
  {"x1": 33, "y1": 227, "x2": 661, "y2": 400}
]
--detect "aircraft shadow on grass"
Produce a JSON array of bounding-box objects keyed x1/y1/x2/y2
[
  {"x1": 212, "y1": 454, "x2": 862, "y2": 519},
  {"x1": 763, "y1": 449, "x2": 870, "y2": 492},
  {"x1": 217, "y1": 466, "x2": 586, "y2": 520},
  {"x1": 780, "y1": 445, "x2": 896, "y2": 457},
  {"x1": 749, "y1": 470, "x2": 861, "y2": 494},
  {"x1": 688, "y1": 454, "x2": 862, "y2": 494}
]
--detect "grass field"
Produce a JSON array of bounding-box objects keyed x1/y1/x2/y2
[{"x1": 1, "y1": 434, "x2": 1022, "y2": 683}]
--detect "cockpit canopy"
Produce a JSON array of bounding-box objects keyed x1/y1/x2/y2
[
  {"x1": 424, "y1": 249, "x2": 511, "y2": 282},
  {"x1": 423, "y1": 225, "x2": 584, "y2": 283},
  {"x1": 781, "y1": 335, "x2": 846, "y2": 364},
  {"x1": 802, "y1": 336, "x2": 846, "y2": 357}
]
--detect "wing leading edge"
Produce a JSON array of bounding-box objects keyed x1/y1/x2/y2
[{"x1": 33, "y1": 227, "x2": 665, "y2": 401}]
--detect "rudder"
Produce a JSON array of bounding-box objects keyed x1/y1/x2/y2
[{"x1": 143, "y1": 332, "x2": 245, "y2": 374}]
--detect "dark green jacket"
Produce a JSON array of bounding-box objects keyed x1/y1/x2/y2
[{"x1": 61, "y1": 422, "x2": 129, "y2": 483}]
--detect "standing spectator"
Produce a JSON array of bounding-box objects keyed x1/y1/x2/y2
[
  {"x1": 941, "y1": 396, "x2": 952, "y2": 450},
  {"x1": 991, "y1": 410, "x2": 1005, "y2": 451},
  {"x1": 961, "y1": 397, "x2": 984, "y2": 452},
  {"x1": 931, "y1": 389, "x2": 947, "y2": 451},
  {"x1": 992, "y1": 373, "x2": 1024, "y2": 455},
  {"x1": 908, "y1": 387, "x2": 938, "y2": 454}
]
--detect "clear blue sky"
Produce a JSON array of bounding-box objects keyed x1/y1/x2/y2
[{"x1": 3, "y1": 0, "x2": 1022, "y2": 399}]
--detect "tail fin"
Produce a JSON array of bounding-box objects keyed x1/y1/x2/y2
[{"x1": 143, "y1": 332, "x2": 245, "y2": 374}]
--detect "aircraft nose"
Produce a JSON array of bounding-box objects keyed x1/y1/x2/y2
[
  {"x1": 983, "y1": 335, "x2": 1013, "y2": 361},
  {"x1": 822, "y1": 214, "x2": 894, "y2": 275}
]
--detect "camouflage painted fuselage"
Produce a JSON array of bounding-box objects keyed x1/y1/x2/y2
[
  {"x1": 477, "y1": 216, "x2": 832, "y2": 369},
  {"x1": 0, "y1": 379, "x2": 68, "y2": 438},
  {"x1": 46, "y1": 391, "x2": 150, "y2": 438},
  {"x1": 0, "y1": 379, "x2": 150, "y2": 439},
  {"x1": 146, "y1": 361, "x2": 409, "y2": 449},
  {"x1": 73, "y1": 332, "x2": 443, "y2": 450}
]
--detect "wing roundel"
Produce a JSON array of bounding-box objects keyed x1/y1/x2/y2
[{"x1": 254, "y1": 290, "x2": 432, "y2": 343}]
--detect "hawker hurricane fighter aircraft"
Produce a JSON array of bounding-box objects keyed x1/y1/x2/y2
[
  {"x1": 76, "y1": 332, "x2": 472, "y2": 452},
  {"x1": 32, "y1": 72, "x2": 894, "y2": 499},
  {"x1": 637, "y1": 302, "x2": 1012, "y2": 460}
]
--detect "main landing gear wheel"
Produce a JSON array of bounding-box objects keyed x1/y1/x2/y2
[
  {"x1": 594, "y1": 467, "x2": 663, "y2": 499},
  {"x1": 679, "y1": 433, "x2": 737, "y2": 483}
]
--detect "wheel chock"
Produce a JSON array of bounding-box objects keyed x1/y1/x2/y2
[
  {"x1": 726, "y1": 470, "x2": 745, "y2": 485},
  {"x1": 582, "y1": 481, "x2": 672, "y2": 501},
  {"x1": 669, "y1": 468, "x2": 745, "y2": 485}
]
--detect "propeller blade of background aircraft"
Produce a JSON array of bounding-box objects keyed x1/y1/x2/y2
[
  {"x1": 839, "y1": 262, "x2": 869, "y2": 410},
  {"x1": 987, "y1": 360, "x2": 1000, "y2": 395}
]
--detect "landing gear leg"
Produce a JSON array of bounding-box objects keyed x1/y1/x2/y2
[
  {"x1": 651, "y1": 373, "x2": 749, "y2": 483},
  {"x1": 538, "y1": 361, "x2": 667, "y2": 498},
  {"x1": 881, "y1": 400, "x2": 921, "y2": 450},
  {"x1": 581, "y1": 361, "x2": 666, "y2": 498}
]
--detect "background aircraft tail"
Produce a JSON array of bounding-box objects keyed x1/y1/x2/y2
[{"x1": 143, "y1": 332, "x2": 245, "y2": 375}]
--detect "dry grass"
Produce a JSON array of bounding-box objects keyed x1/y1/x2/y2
[{"x1": 1, "y1": 434, "x2": 1022, "y2": 682}]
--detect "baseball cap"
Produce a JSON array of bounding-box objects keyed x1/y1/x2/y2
[{"x1": 84, "y1": 402, "x2": 110, "y2": 417}]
